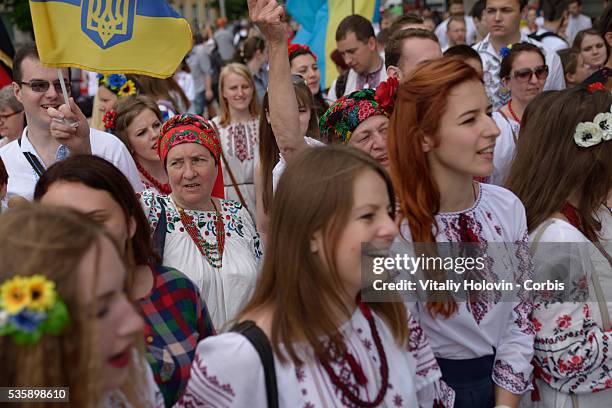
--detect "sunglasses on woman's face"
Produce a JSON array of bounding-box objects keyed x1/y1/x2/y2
[{"x1": 511, "y1": 65, "x2": 549, "y2": 82}]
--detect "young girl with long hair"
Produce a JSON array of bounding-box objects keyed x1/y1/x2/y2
[
  {"x1": 388, "y1": 57, "x2": 534, "y2": 408},
  {"x1": 213, "y1": 63, "x2": 261, "y2": 218},
  {"x1": 33, "y1": 156, "x2": 215, "y2": 406},
  {"x1": 0, "y1": 205, "x2": 161, "y2": 407},
  {"x1": 178, "y1": 145, "x2": 454, "y2": 407},
  {"x1": 506, "y1": 87, "x2": 612, "y2": 407}
]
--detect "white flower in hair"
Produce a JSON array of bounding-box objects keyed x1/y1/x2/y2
[
  {"x1": 594, "y1": 112, "x2": 612, "y2": 141},
  {"x1": 574, "y1": 122, "x2": 603, "y2": 147}
]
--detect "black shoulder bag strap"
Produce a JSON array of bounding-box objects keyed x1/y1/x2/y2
[
  {"x1": 152, "y1": 197, "x2": 167, "y2": 259},
  {"x1": 232, "y1": 320, "x2": 279, "y2": 408},
  {"x1": 18, "y1": 137, "x2": 46, "y2": 177},
  {"x1": 335, "y1": 70, "x2": 349, "y2": 99}
]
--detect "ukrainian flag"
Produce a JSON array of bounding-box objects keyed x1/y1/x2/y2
[
  {"x1": 30, "y1": 0, "x2": 192, "y2": 78},
  {"x1": 287, "y1": 0, "x2": 380, "y2": 90}
]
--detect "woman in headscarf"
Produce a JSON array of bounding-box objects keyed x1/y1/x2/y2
[{"x1": 140, "y1": 114, "x2": 262, "y2": 330}]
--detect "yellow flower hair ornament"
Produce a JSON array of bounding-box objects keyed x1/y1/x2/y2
[{"x1": 0, "y1": 275, "x2": 70, "y2": 345}]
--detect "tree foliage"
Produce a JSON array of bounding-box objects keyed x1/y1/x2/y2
[{"x1": 5, "y1": 0, "x2": 33, "y2": 35}]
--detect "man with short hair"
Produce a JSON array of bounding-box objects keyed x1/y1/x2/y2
[
  {"x1": 566, "y1": 0, "x2": 592, "y2": 43},
  {"x1": 530, "y1": 0, "x2": 570, "y2": 52},
  {"x1": 388, "y1": 13, "x2": 427, "y2": 35},
  {"x1": 473, "y1": 0, "x2": 566, "y2": 109},
  {"x1": 471, "y1": 0, "x2": 489, "y2": 42},
  {"x1": 213, "y1": 18, "x2": 236, "y2": 63},
  {"x1": 435, "y1": 0, "x2": 479, "y2": 48},
  {"x1": 0, "y1": 43, "x2": 142, "y2": 201},
  {"x1": 328, "y1": 15, "x2": 387, "y2": 101},
  {"x1": 385, "y1": 29, "x2": 443, "y2": 80},
  {"x1": 446, "y1": 16, "x2": 468, "y2": 49}
]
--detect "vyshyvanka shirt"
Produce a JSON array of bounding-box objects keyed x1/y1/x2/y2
[
  {"x1": 396, "y1": 183, "x2": 535, "y2": 395},
  {"x1": 176, "y1": 305, "x2": 455, "y2": 407}
]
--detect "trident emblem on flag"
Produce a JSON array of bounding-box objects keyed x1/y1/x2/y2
[{"x1": 81, "y1": 0, "x2": 136, "y2": 49}]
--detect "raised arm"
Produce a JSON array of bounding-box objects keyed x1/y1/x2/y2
[{"x1": 249, "y1": 0, "x2": 307, "y2": 161}]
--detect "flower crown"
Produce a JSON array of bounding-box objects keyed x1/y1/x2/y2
[
  {"x1": 97, "y1": 73, "x2": 138, "y2": 97},
  {"x1": 0, "y1": 275, "x2": 70, "y2": 345},
  {"x1": 574, "y1": 103, "x2": 612, "y2": 148}
]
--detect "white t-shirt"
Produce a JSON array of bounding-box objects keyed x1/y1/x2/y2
[{"x1": 0, "y1": 127, "x2": 143, "y2": 201}]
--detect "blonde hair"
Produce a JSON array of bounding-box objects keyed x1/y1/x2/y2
[
  {"x1": 0, "y1": 205, "x2": 148, "y2": 407},
  {"x1": 218, "y1": 63, "x2": 261, "y2": 127}
]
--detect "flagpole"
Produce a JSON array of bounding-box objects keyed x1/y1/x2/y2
[
  {"x1": 351, "y1": 0, "x2": 355, "y2": 14},
  {"x1": 56, "y1": 68, "x2": 77, "y2": 127}
]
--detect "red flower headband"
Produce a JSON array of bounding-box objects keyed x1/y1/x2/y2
[
  {"x1": 288, "y1": 43, "x2": 317, "y2": 61},
  {"x1": 374, "y1": 77, "x2": 400, "y2": 116}
]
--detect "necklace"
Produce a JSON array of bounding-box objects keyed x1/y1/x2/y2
[
  {"x1": 135, "y1": 160, "x2": 171, "y2": 195},
  {"x1": 174, "y1": 197, "x2": 225, "y2": 268},
  {"x1": 319, "y1": 303, "x2": 389, "y2": 407},
  {"x1": 508, "y1": 99, "x2": 521, "y2": 124}
]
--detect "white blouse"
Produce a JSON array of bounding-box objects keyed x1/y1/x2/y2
[
  {"x1": 523, "y1": 207, "x2": 612, "y2": 408},
  {"x1": 177, "y1": 306, "x2": 455, "y2": 407},
  {"x1": 213, "y1": 117, "x2": 259, "y2": 219},
  {"x1": 491, "y1": 111, "x2": 520, "y2": 187},
  {"x1": 396, "y1": 183, "x2": 535, "y2": 395},
  {"x1": 140, "y1": 190, "x2": 262, "y2": 331},
  {"x1": 272, "y1": 136, "x2": 325, "y2": 192}
]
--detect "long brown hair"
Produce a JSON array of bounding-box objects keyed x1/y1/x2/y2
[
  {"x1": 114, "y1": 95, "x2": 163, "y2": 152},
  {"x1": 258, "y1": 83, "x2": 320, "y2": 214},
  {"x1": 33, "y1": 155, "x2": 160, "y2": 270},
  {"x1": 506, "y1": 88, "x2": 612, "y2": 241},
  {"x1": 0, "y1": 205, "x2": 148, "y2": 408},
  {"x1": 387, "y1": 57, "x2": 482, "y2": 318},
  {"x1": 241, "y1": 146, "x2": 407, "y2": 365},
  {"x1": 218, "y1": 63, "x2": 261, "y2": 127}
]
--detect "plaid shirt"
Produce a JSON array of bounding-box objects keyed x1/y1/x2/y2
[{"x1": 139, "y1": 265, "x2": 215, "y2": 407}]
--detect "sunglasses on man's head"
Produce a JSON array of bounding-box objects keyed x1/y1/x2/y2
[
  {"x1": 511, "y1": 65, "x2": 549, "y2": 82},
  {"x1": 18, "y1": 79, "x2": 71, "y2": 93}
]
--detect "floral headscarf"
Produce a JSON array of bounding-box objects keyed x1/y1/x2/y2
[
  {"x1": 288, "y1": 43, "x2": 317, "y2": 61},
  {"x1": 158, "y1": 114, "x2": 224, "y2": 199},
  {"x1": 319, "y1": 89, "x2": 389, "y2": 144}
]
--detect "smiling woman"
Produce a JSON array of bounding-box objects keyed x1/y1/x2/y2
[
  {"x1": 389, "y1": 57, "x2": 534, "y2": 408},
  {"x1": 0, "y1": 205, "x2": 161, "y2": 407},
  {"x1": 141, "y1": 114, "x2": 262, "y2": 330},
  {"x1": 213, "y1": 63, "x2": 260, "y2": 220}
]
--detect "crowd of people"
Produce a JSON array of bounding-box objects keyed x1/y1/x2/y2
[{"x1": 0, "y1": 0, "x2": 610, "y2": 407}]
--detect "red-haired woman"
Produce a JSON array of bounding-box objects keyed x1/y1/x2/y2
[{"x1": 388, "y1": 57, "x2": 535, "y2": 408}]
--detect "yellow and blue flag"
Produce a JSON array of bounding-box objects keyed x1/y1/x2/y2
[
  {"x1": 30, "y1": 0, "x2": 192, "y2": 78},
  {"x1": 287, "y1": 0, "x2": 380, "y2": 89}
]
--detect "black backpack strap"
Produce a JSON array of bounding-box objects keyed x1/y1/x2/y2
[
  {"x1": 335, "y1": 70, "x2": 349, "y2": 99},
  {"x1": 528, "y1": 31, "x2": 568, "y2": 45},
  {"x1": 18, "y1": 137, "x2": 45, "y2": 178},
  {"x1": 232, "y1": 321, "x2": 279, "y2": 408},
  {"x1": 152, "y1": 197, "x2": 167, "y2": 259}
]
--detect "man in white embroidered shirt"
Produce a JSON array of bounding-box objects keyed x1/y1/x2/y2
[
  {"x1": 473, "y1": 0, "x2": 566, "y2": 110},
  {"x1": 0, "y1": 43, "x2": 142, "y2": 201},
  {"x1": 327, "y1": 15, "x2": 387, "y2": 102}
]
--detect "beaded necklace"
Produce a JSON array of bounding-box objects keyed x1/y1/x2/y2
[
  {"x1": 319, "y1": 303, "x2": 389, "y2": 407},
  {"x1": 508, "y1": 99, "x2": 521, "y2": 124},
  {"x1": 135, "y1": 160, "x2": 171, "y2": 195},
  {"x1": 174, "y1": 196, "x2": 225, "y2": 268}
]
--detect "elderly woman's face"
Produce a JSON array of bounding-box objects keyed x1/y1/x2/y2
[{"x1": 166, "y1": 143, "x2": 217, "y2": 209}]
